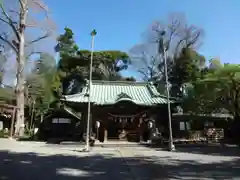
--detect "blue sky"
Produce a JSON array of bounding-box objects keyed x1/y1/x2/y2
[{"x1": 46, "y1": 0, "x2": 240, "y2": 79}]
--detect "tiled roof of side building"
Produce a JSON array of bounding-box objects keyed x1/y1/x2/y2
[{"x1": 63, "y1": 80, "x2": 175, "y2": 106}]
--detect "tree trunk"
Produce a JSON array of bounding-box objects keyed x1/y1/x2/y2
[
  {"x1": 14, "y1": 0, "x2": 28, "y2": 137},
  {"x1": 30, "y1": 100, "x2": 35, "y2": 129},
  {"x1": 15, "y1": 38, "x2": 25, "y2": 136}
]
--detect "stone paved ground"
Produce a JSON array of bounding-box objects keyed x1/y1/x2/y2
[
  {"x1": 0, "y1": 139, "x2": 240, "y2": 180},
  {"x1": 119, "y1": 146, "x2": 240, "y2": 180},
  {"x1": 0, "y1": 139, "x2": 134, "y2": 180}
]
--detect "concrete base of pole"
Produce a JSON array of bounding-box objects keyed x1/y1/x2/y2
[
  {"x1": 8, "y1": 137, "x2": 15, "y2": 140},
  {"x1": 168, "y1": 143, "x2": 176, "y2": 151},
  {"x1": 81, "y1": 146, "x2": 90, "y2": 152}
]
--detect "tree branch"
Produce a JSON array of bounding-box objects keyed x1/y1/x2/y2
[
  {"x1": 0, "y1": 35, "x2": 18, "y2": 53},
  {"x1": 18, "y1": 0, "x2": 24, "y2": 10},
  {"x1": 9, "y1": 9, "x2": 20, "y2": 16},
  {"x1": 26, "y1": 51, "x2": 42, "y2": 60},
  {"x1": 165, "y1": 19, "x2": 180, "y2": 51},
  {"x1": 0, "y1": 4, "x2": 20, "y2": 41},
  {"x1": 31, "y1": 0, "x2": 48, "y2": 18},
  {"x1": 149, "y1": 56, "x2": 158, "y2": 78},
  {"x1": 0, "y1": 17, "x2": 9, "y2": 24},
  {"x1": 186, "y1": 28, "x2": 201, "y2": 48},
  {"x1": 138, "y1": 69, "x2": 149, "y2": 79},
  {"x1": 25, "y1": 33, "x2": 49, "y2": 46}
]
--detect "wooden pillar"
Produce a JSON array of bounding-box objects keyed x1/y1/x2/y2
[
  {"x1": 139, "y1": 118, "x2": 143, "y2": 142},
  {"x1": 104, "y1": 128, "x2": 108, "y2": 142},
  {"x1": 104, "y1": 119, "x2": 108, "y2": 142}
]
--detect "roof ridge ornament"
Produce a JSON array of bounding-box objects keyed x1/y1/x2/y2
[{"x1": 116, "y1": 92, "x2": 132, "y2": 100}]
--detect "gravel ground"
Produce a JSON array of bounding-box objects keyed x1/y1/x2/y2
[{"x1": 0, "y1": 139, "x2": 240, "y2": 180}]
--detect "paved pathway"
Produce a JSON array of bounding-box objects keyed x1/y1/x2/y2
[
  {"x1": 0, "y1": 139, "x2": 134, "y2": 180},
  {"x1": 0, "y1": 139, "x2": 240, "y2": 180},
  {"x1": 119, "y1": 146, "x2": 240, "y2": 180}
]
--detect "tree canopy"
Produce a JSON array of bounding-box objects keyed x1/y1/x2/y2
[
  {"x1": 130, "y1": 13, "x2": 204, "y2": 82},
  {"x1": 52, "y1": 27, "x2": 132, "y2": 96},
  {"x1": 183, "y1": 62, "x2": 240, "y2": 121},
  {"x1": 130, "y1": 14, "x2": 205, "y2": 97},
  {"x1": 130, "y1": 13, "x2": 239, "y2": 123}
]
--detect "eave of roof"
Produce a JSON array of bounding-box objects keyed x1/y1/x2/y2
[{"x1": 63, "y1": 80, "x2": 175, "y2": 106}]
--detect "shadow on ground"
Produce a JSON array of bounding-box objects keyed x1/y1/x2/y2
[
  {"x1": 174, "y1": 144, "x2": 240, "y2": 157},
  {"x1": 145, "y1": 143, "x2": 240, "y2": 157},
  {"x1": 0, "y1": 149, "x2": 240, "y2": 180},
  {"x1": 0, "y1": 150, "x2": 132, "y2": 180},
  {"x1": 128, "y1": 155, "x2": 240, "y2": 180}
]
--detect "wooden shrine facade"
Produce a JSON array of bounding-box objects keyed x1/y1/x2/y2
[
  {"x1": 41, "y1": 80, "x2": 176, "y2": 142},
  {"x1": 63, "y1": 100, "x2": 169, "y2": 142},
  {"x1": 60, "y1": 80, "x2": 175, "y2": 143}
]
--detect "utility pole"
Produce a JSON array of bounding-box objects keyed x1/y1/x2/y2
[
  {"x1": 84, "y1": 29, "x2": 97, "y2": 152},
  {"x1": 158, "y1": 30, "x2": 175, "y2": 151}
]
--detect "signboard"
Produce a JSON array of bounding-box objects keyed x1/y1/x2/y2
[
  {"x1": 52, "y1": 118, "x2": 71, "y2": 124},
  {"x1": 52, "y1": 118, "x2": 58, "y2": 123},
  {"x1": 59, "y1": 118, "x2": 70, "y2": 124}
]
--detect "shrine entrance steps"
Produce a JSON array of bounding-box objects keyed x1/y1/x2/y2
[{"x1": 94, "y1": 140, "x2": 141, "y2": 147}]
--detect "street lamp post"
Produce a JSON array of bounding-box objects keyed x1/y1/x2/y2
[
  {"x1": 85, "y1": 29, "x2": 97, "y2": 152},
  {"x1": 158, "y1": 30, "x2": 175, "y2": 151}
]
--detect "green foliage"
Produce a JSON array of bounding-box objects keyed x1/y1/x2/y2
[
  {"x1": 51, "y1": 72, "x2": 63, "y2": 98},
  {"x1": 123, "y1": 76, "x2": 136, "y2": 81},
  {"x1": 26, "y1": 53, "x2": 57, "y2": 120},
  {"x1": 56, "y1": 27, "x2": 79, "y2": 58},
  {"x1": 183, "y1": 62, "x2": 240, "y2": 120},
  {"x1": 53, "y1": 27, "x2": 131, "y2": 96},
  {"x1": 34, "y1": 53, "x2": 56, "y2": 74},
  {"x1": 0, "y1": 85, "x2": 15, "y2": 104},
  {"x1": 158, "y1": 48, "x2": 206, "y2": 97},
  {"x1": 169, "y1": 48, "x2": 205, "y2": 84},
  {"x1": 209, "y1": 58, "x2": 223, "y2": 70},
  {"x1": 91, "y1": 29, "x2": 97, "y2": 36}
]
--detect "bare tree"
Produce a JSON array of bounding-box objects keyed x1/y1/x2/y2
[
  {"x1": 129, "y1": 13, "x2": 204, "y2": 81},
  {"x1": 0, "y1": 0, "x2": 54, "y2": 136},
  {"x1": 129, "y1": 43, "x2": 160, "y2": 81}
]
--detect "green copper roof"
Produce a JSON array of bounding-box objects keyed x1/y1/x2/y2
[{"x1": 63, "y1": 80, "x2": 173, "y2": 106}]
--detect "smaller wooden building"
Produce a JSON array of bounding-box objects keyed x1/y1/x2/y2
[
  {"x1": 172, "y1": 112, "x2": 233, "y2": 142},
  {"x1": 38, "y1": 106, "x2": 82, "y2": 141}
]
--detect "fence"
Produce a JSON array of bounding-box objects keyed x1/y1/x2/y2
[
  {"x1": 205, "y1": 128, "x2": 224, "y2": 142},
  {"x1": 172, "y1": 128, "x2": 224, "y2": 144}
]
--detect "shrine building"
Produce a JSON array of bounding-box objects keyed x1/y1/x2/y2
[{"x1": 40, "y1": 80, "x2": 177, "y2": 142}]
